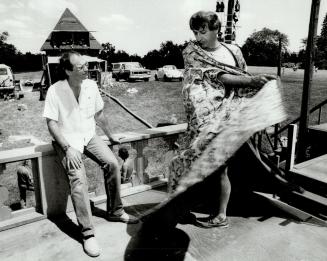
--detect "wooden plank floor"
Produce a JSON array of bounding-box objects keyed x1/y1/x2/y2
[
  {"x1": 308, "y1": 123, "x2": 327, "y2": 132},
  {"x1": 1, "y1": 187, "x2": 327, "y2": 261},
  {"x1": 292, "y1": 154, "x2": 327, "y2": 184}
]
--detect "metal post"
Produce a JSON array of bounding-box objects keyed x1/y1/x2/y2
[
  {"x1": 297, "y1": 0, "x2": 320, "y2": 162},
  {"x1": 225, "y1": 0, "x2": 235, "y2": 44}
]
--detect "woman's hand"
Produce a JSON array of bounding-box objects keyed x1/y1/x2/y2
[
  {"x1": 66, "y1": 147, "x2": 83, "y2": 170},
  {"x1": 109, "y1": 136, "x2": 121, "y2": 145},
  {"x1": 250, "y1": 74, "x2": 276, "y2": 89}
]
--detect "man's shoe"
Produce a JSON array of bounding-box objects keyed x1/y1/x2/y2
[
  {"x1": 83, "y1": 236, "x2": 100, "y2": 257},
  {"x1": 107, "y1": 212, "x2": 139, "y2": 224}
]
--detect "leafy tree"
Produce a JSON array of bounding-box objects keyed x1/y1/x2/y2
[
  {"x1": 159, "y1": 41, "x2": 184, "y2": 69},
  {"x1": 300, "y1": 13, "x2": 327, "y2": 69},
  {"x1": 99, "y1": 42, "x2": 116, "y2": 62},
  {"x1": 320, "y1": 13, "x2": 327, "y2": 39},
  {"x1": 142, "y1": 49, "x2": 163, "y2": 69},
  {"x1": 142, "y1": 40, "x2": 188, "y2": 69},
  {"x1": 0, "y1": 31, "x2": 9, "y2": 42},
  {"x1": 0, "y1": 31, "x2": 42, "y2": 72},
  {"x1": 241, "y1": 28, "x2": 289, "y2": 66},
  {"x1": 315, "y1": 13, "x2": 327, "y2": 68}
]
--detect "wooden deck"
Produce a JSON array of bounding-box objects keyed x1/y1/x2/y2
[
  {"x1": 292, "y1": 154, "x2": 327, "y2": 184},
  {"x1": 308, "y1": 123, "x2": 327, "y2": 132},
  {"x1": 1, "y1": 186, "x2": 327, "y2": 261}
]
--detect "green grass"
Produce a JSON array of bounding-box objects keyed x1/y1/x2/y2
[{"x1": 1, "y1": 67, "x2": 327, "y2": 209}]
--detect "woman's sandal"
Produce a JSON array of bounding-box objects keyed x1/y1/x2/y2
[{"x1": 196, "y1": 215, "x2": 229, "y2": 228}]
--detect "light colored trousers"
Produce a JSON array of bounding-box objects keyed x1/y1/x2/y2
[{"x1": 53, "y1": 135, "x2": 123, "y2": 238}]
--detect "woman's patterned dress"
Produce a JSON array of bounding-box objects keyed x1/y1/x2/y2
[{"x1": 168, "y1": 41, "x2": 287, "y2": 195}]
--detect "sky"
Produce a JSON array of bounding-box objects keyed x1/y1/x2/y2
[{"x1": 0, "y1": 0, "x2": 327, "y2": 56}]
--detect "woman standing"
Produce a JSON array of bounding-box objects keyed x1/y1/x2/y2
[
  {"x1": 141, "y1": 11, "x2": 287, "y2": 234},
  {"x1": 167, "y1": 11, "x2": 286, "y2": 228}
]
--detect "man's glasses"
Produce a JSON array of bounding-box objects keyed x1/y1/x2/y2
[{"x1": 75, "y1": 63, "x2": 88, "y2": 71}]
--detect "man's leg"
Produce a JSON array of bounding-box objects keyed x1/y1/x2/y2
[
  {"x1": 84, "y1": 136, "x2": 124, "y2": 216},
  {"x1": 18, "y1": 185, "x2": 27, "y2": 208},
  {"x1": 52, "y1": 142, "x2": 94, "y2": 238}
]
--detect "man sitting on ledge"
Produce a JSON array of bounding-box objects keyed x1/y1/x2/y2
[{"x1": 43, "y1": 51, "x2": 138, "y2": 258}]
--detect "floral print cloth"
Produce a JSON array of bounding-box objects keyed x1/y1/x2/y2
[{"x1": 168, "y1": 41, "x2": 287, "y2": 195}]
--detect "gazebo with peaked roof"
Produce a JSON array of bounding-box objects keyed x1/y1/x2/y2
[
  {"x1": 40, "y1": 8, "x2": 102, "y2": 57},
  {"x1": 38, "y1": 8, "x2": 105, "y2": 100}
]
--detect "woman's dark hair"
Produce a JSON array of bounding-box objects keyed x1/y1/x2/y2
[
  {"x1": 118, "y1": 147, "x2": 129, "y2": 160},
  {"x1": 189, "y1": 11, "x2": 221, "y2": 32},
  {"x1": 57, "y1": 51, "x2": 80, "y2": 80}
]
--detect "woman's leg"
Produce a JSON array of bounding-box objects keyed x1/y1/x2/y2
[{"x1": 217, "y1": 166, "x2": 231, "y2": 219}]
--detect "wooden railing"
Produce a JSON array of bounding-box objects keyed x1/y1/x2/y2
[
  {"x1": 0, "y1": 124, "x2": 187, "y2": 231},
  {"x1": 264, "y1": 98, "x2": 327, "y2": 153}
]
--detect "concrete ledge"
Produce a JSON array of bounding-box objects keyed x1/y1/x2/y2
[
  {"x1": 90, "y1": 178, "x2": 167, "y2": 206},
  {"x1": 0, "y1": 210, "x2": 45, "y2": 232}
]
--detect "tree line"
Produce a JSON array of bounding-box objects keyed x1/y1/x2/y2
[
  {"x1": 0, "y1": 32, "x2": 43, "y2": 72},
  {"x1": 98, "y1": 40, "x2": 187, "y2": 70},
  {"x1": 1, "y1": 13, "x2": 327, "y2": 72}
]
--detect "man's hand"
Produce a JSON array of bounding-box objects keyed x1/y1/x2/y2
[
  {"x1": 66, "y1": 147, "x2": 83, "y2": 170},
  {"x1": 250, "y1": 74, "x2": 276, "y2": 89}
]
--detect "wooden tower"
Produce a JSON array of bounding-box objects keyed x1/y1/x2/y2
[{"x1": 40, "y1": 8, "x2": 102, "y2": 57}]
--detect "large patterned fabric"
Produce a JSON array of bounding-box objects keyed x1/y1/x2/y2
[{"x1": 168, "y1": 41, "x2": 287, "y2": 195}]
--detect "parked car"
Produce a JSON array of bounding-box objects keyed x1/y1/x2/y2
[
  {"x1": 24, "y1": 80, "x2": 34, "y2": 86},
  {"x1": 112, "y1": 62, "x2": 151, "y2": 82},
  {"x1": 155, "y1": 65, "x2": 183, "y2": 81},
  {"x1": 0, "y1": 64, "x2": 16, "y2": 97}
]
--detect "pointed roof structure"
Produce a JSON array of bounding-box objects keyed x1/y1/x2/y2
[
  {"x1": 52, "y1": 8, "x2": 88, "y2": 32},
  {"x1": 40, "y1": 8, "x2": 102, "y2": 52}
]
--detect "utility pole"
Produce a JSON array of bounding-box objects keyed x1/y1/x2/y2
[
  {"x1": 225, "y1": 0, "x2": 235, "y2": 44},
  {"x1": 297, "y1": 0, "x2": 321, "y2": 162}
]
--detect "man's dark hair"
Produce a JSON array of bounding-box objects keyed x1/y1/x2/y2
[
  {"x1": 57, "y1": 51, "x2": 81, "y2": 80},
  {"x1": 118, "y1": 147, "x2": 129, "y2": 160},
  {"x1": 189, "y1": 11, "x2": 221, "y2": 32}
]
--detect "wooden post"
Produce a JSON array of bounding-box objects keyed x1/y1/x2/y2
[
  {"x1": 297, "y1": 0, "x2": 320, "y2": 163},
  {"x1": 274, "y1": 124, "x2": 279, "y2": 150},
  {"x1": 225, "y1": 0, "x2": 235, "y2": 44},
  {"x1": 132, "y1": 140, "x2": 149, "y2": 184},
  {"x1": 277, "y1": 37, "x2": 282, "y2": 77},
  {"x1": 286, "y1": 124, "x2": 298, "y2": 171}
]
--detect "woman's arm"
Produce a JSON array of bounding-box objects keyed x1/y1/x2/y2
[{"x1": 218, "y1": 73, "x2": 276, "y2": 89}]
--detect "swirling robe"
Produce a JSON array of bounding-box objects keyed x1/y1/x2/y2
[{"x1": 169, "y1": 41, "x2": 287, "y2": 195}]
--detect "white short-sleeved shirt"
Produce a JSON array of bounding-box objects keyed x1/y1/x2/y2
[{"x1": 43, "y1": 79, "x2": 104, "y2": 152}]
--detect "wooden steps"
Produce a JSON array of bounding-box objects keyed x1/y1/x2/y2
[{"x1": 285, "y1": 153, "x2": 327, "y2": 219}]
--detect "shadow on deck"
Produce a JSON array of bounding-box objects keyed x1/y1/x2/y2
[{"x1": 1, "y1": 185, "x2": 327, "y2": 261}]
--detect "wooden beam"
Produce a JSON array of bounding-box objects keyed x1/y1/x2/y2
[
  {"x1": 297, "y1": 0, "x2": 321, "y2": 162},
  {"x1": 286, "y1": 124, "x2": 297, "y2": 171},
  {"x1": 277, "y1": 37, "x2": 282, "y2": 77}
]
